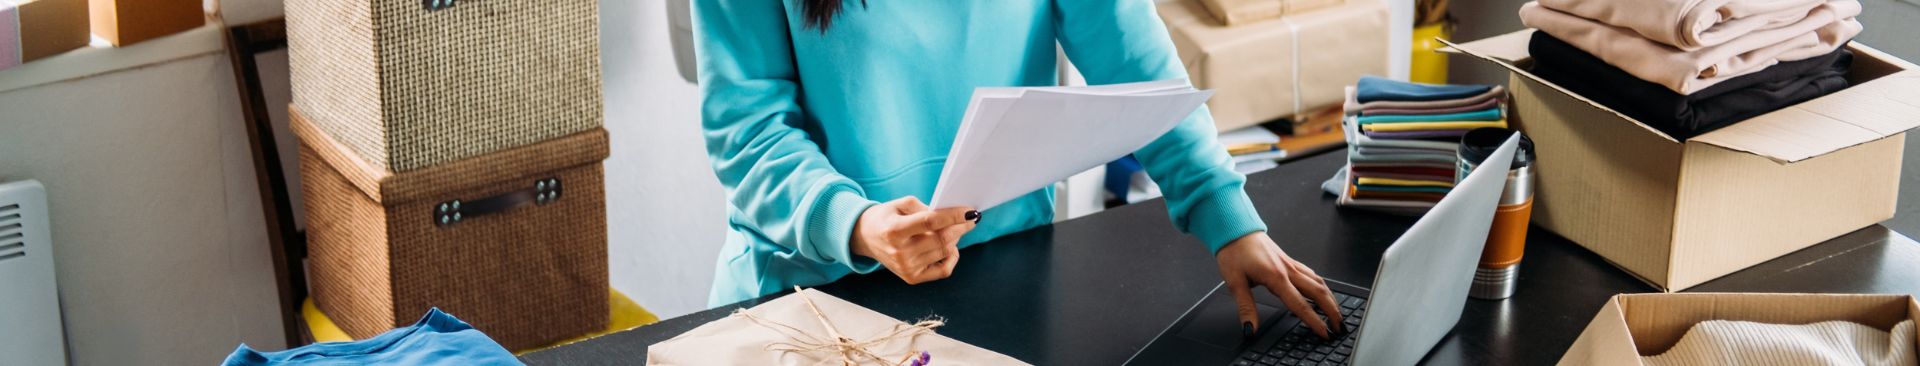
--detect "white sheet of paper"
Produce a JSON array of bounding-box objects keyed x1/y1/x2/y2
[{"x1": 931, "y1": 80, "x2": 1213, "y2": 210}]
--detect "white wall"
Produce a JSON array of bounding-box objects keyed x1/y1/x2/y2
[
  {"x1": 0, "y1": 51, "x2": 287, "y2": 365},
  {"x1": 598, "y1": 0, "x2": 727, "y2": 318}
]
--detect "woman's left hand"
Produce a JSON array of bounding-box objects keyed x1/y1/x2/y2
[{"x1": 1214, "y1": 232, "x2": 1346, "y2": 340}]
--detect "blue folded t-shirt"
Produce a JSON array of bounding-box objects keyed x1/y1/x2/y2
[
  {"x1": 223, "y1": 308, "x2": 521, "y2": 366},
  {"x1": 1356, "y1": 75, "x2": 1495, "y2": 103}
]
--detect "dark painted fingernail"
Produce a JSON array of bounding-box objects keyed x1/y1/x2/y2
[
  {"x1": 964, "y1": 210, "x2": 981, "y2": 222},
  {"x1": 1242, "y1": 322, "x2": 1254, "y2": 337}
]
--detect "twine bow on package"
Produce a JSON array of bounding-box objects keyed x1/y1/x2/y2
[{"x1": 648, "y1": 289, "x2": 1028, "y2": 366}]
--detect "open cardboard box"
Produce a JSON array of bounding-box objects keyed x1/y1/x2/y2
[
  {"x1": 1561, "y1": 293, "x2": 1920, "y2": 365},
  {"x1": 1442, "y1": 30, "x2": 1920, "y2": 292}
]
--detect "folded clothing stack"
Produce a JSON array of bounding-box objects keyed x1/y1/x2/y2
[
  {"x1": 223, "y1": 308, "x2": 519, "y2": 366},
  {"x1": 1338, "y1": 76, "x2": 1508, "y2": 209},
  {"x1": 1520, "y1": 0, "x2": 1862, "y2": 139}
]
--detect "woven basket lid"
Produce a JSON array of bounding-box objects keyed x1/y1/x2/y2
[{"x1": 289, "y1": 105, "x2": 610, "y2": 204}]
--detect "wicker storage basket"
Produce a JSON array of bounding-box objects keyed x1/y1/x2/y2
[
  {"x1": 285, "y1": 0, "x2": 602, "y2": 172},
  {"x1": 292, "y1": 106, "x2": 609, "y2": 350}
]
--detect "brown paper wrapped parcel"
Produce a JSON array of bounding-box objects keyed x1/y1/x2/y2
[
  {"x1": 1160, "y1": 0, "x2": 1389, "y2": 131},
  {"x1": 1199, "y1": 0, "x2": 1345, "y2": 25},
  {"x1": 647, "y1": 289, "x2": 1029, "y2": 365}
]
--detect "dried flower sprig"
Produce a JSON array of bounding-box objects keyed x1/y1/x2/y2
[{"x1": 900, "y1": 351, "x2": 931, "y2": 366}]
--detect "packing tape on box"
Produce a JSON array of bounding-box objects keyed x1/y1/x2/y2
[{"x1": 1283, "y1": 17, "x2": 1302, "y2": 116}]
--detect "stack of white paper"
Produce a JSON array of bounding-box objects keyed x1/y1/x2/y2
[{"x1": 930, "y1": 79, "x2": 1214, "y2": 210}]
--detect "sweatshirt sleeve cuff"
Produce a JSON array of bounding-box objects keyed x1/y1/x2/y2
[
  {"x1": 1190, "y1": 190, "x2": 1269, "y2": 254},
  {"x1": 804, "y1": 186, "x2": 884, "y2": 274}
]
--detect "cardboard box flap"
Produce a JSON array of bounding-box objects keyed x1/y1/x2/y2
[
  {"x1": 1691, "y1": 70, "x2": 1920, "y2": 163},
  {"x1": 1439, "y1": 32, "x2": 1683, "y2": 143},
  {"x1": 1437, "y1": 29, "x2": 1534, "y2": 64},
  {"x1": 1559, "y1": 296, "x2": 1649, "y2": 365}
]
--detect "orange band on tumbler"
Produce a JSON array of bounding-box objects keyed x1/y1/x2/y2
[{"x1": 1479, "y1": 198, "x2": 1533, "y2": 268}]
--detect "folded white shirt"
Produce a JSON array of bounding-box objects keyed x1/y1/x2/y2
[{"x1": 1645, "y1": 319, "x2": 1916, "y2": 366}]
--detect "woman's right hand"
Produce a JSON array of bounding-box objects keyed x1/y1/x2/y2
[{"x1": 850, "y1": 197, "x2": 979, "y2": 284}]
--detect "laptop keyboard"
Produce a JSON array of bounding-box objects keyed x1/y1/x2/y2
[{"x1": 1231, "y1": 293, "x2": 1366, "y2": 366}]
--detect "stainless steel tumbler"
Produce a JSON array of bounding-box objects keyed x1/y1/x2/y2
[{"x1": 1457, "y1": 128, "x2": 1535, "y2": 300}]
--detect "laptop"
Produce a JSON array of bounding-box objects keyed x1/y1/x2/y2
[{"x1": 1125, "y1": 135, "x2": 1521, "y2": 366}]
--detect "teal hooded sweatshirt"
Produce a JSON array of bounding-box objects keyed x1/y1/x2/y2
[{"x1": 695, "y1": 0, "x2": 1269, "y2": 306}]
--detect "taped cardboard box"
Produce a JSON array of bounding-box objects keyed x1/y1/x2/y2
[
  {"x1": 1561, "y1": 293, "x2": 1920, "y2": 365},
  {"x1": 1159, "y1": 0, "x2": 1388, "y2": 131},
  {"x1": 1445, "y1": 30, "x2": 1920, "y2": 292},
  {"x1": 89, "y1": 0, "x2": 201, "y2": 46},
  {"x1": 1, "y1": 0, "x2": 88, "y2": 70},
  {"x1": 1198, "y1": 0, "x2": 1343, "y2": 26}
]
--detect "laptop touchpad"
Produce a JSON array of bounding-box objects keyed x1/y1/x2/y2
[{"x1": 1175, "y1": 290, "x2": 1284, "y2": 348}]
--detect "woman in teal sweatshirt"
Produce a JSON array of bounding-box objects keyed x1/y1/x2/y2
[{"x1": 695, "y1": 0, "x2": 1346, "y2": 338}]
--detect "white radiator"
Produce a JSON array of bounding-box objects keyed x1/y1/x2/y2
[{"x1": 0, "y1": 180, "x2": 67, "y2": 366}]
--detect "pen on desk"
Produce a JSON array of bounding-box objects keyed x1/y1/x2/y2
[{"x1": 1226, "y1": 142, "x2": 1283, "y2": 156}]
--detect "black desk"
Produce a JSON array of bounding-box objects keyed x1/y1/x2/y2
[{"x1": 522, "y1": 150, "x2": 1920, "y2": 365}]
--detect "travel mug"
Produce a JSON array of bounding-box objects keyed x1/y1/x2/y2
[{"x1": 1457, "y1": 128, "x2": 1535, "y2": 300}]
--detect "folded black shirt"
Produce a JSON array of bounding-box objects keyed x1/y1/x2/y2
[{"x1": 1527, "y1": 32, "x2": 1852, "y2": 140}]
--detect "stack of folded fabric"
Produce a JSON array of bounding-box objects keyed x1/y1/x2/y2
[
  {"x1": 1336, "y1": 76, "x2": 1508, "y2": 209},
  {"x1": 1519, "y1": 0, "x2": 1863, "y2": 139}
]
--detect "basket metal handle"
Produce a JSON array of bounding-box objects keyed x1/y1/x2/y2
[
  {"x1": 432, "y1": 177, "x2": 563, "y2": 227},
  {"x1": 424, "y1": 0, "x2": 457, "y2": 11}
]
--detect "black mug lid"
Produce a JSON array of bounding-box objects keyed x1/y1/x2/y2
[{"x1": 1460, "y1": 128, "x2": 1534, "y2": 169}]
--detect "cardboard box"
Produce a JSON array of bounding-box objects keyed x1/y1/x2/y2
[
  {"x1": 88, "y1": 0, "x2": 201, "y2": 46},
  {"x1": 1198, "y1": 0, "x2": 1343, "y2": 25},
  {"x1": 1, "y1": 0, "x2": 88, "y2": 70},
  {"x1": 1561, "y1": 293, "x2": 1920, "y2": 365},
  {"x1": 1447, "y1": 30, "x2": 1920, "y2": 291},
  {"x1": 1160, "y1": 0, "x2": 1388, "y2": 131}
]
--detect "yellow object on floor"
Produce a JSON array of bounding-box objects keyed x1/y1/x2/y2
[
  {"x1": 301, "y1": 289, "x2": 659, "y2": 355},
  {"x1": 1411, "y1": 22, "x2": 1452, "y2": 84}
]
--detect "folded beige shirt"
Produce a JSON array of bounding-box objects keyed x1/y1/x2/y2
[
  {"x1": 1538, "y1": 0, "x2": 1828, "y2": 50},
  {"x1": 1520, "y1": 1, "x2": 1861, "y2": 94}
]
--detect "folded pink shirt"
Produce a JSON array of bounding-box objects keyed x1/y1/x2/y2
[
  {"x1": 1520, "y1": 1, "x2": 1861, "y2": 94},
  {"x1": 1537, "y1": 0, "x2": 1828, "y2": 50}
]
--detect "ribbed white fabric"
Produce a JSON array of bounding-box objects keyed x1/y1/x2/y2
[{"x1": 1645, "y1": 320, "x2": 1916, "y2": 366}]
